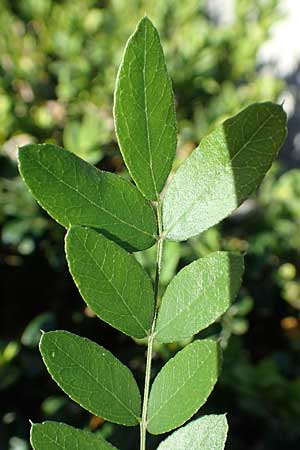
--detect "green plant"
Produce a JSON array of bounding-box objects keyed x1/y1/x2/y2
[
  {"x1": 1, "y1": 0, "x2": 284, "y2": 263},
  {"x1": 18, "y1": 17, "x2": 286, "y2": 450}
]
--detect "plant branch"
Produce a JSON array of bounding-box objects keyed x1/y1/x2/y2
[{"x1": 140, "y1": 198, "x2": 164, "y2": 450}]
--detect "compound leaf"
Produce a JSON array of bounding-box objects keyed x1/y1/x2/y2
[
  {"x1": 40, "y1": 331, "x2": 141, "y2": 426},
  {"x1": 65, "y1": 226, "x2": 154, "y2": 339},
  {"x1": 156, "y1": 414, "x2": 228, "y2": 450},
  {"x1": 155, "y1": 252, "x2": 244, "y2": 343},
  {"x1": 31, "y1": 421, "x2": 117, "y2": 450},
  {"x1": 114, "y1": 16, "x2": 177, "y2": 200},
  {"x1": 163, "y1": 102, "x2": 287, "y2": 241},
  {"x1": 147, "y1": 339, "x2": 220, "y2": 434},
  {"x1": 18, "y1": 144, "x2": 156, "y2": 251}
]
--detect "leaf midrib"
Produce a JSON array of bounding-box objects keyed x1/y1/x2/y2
[
  {"x1": 142, "y1": 21, "x2": 158, "y2": 197},
  {"x1": 81, "y1": 234, "x2": 149, "y2": 335},
  {"x1": 194, "y1": 419, "x2": 225, "y2": 447},
  {"x1": 32, "y1": 155, "x2": 154, "y2": 239},
  {"x1": 47, "y1": 337, "x2": 139, "y2": 422},
  {"x1": 147, "y1": 344, "x2": 212, "y2": 427},
  {"x1": 155, "y1": 265, "x2": 224, "y2": 339},
  {"x1": 38, "y1": 428, "x2": 68, "y2": 450},
  {"x1": 164, "y1": 112, "x2": 275, "y2": 236},
  {"x1": 38, "y1": 427, "x2": 106, "y2": 450},
  {"x1": 158, "y1": 416, "x2": 226, "y2": 450}
]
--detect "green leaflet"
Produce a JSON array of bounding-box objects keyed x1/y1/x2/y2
[
  {"x1": 114, "y1": 16, "x2": 177, "y2": 200},
  {"x1": 163, "y1": 102, "x2": 287, "y2": 241},
  {"x1": 31, "y1": 422, "x2": 117, "y2": 450},
  {"x1": 18, "y1": 144, "x2": 157, "y2": 251},
  {"x1": 156, "y1": 414, "x2": 228, "y2": 450},
  {"x1": 40, "y1": 331, "x2": 141, "y2": 426},
  {"x1": 147, "y1": 339, "x2": 220, "y2": 434},
  {"x1": 155, "y1": 251, "x2": 244, "y2": 343},
  {"x1": 65, "y1": 226, "x2": 154, "y2": 339}
]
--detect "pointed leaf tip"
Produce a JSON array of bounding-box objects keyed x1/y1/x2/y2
[
  {"x1": 163, "y1": 102, "x2": 287, "y2": 241},
  {"x1": 114, "y1": 17, "x2": 177, "y2": 199},
  {"x1": 147, "y1": 339, "x2": 221, "y2": 434},
  {"x1": 31, "y1": 421, "x2": 118, "y2": 450},
  {"x1": 18, "y1": 144, "x2": 156, "y2": 251},
  {"x1": 155, "y1": 251, "x2": 244, "y2": 343},
  {"x1": 39, "y1": 331, "x2": 141, "y2": 426}
]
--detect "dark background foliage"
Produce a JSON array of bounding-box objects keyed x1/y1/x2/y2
[{"x1": 1, "y1": 1, "x2": 300, "y2": 449}]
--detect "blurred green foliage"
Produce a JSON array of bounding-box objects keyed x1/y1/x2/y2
[
  {"x1": 1, "y1": 1, "x2": 300, "y2": 449},
  {"x1": 0, "y1": 0, "x2": 283, "y2": 160}
]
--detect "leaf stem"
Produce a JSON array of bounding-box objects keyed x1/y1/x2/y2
[{"x1": 140, "y1": 198, "x2": 164, "y2": 450}]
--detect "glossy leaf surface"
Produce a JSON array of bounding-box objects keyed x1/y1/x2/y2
[
  {"x1": 65, "y1": 226, "x2": 154, "y2": 338},
  {"x1": 114, "y1": 17, "x2": 177, "y2": 200},
  {"x1": 19, "y1": 144, "x2": 157, "y2": 251},
  {"x1": 40, "y1": 331, "x2": 141, "y2": 426}
]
